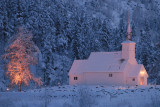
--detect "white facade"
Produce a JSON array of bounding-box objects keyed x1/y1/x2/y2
[{"x1": 68, "y1": 41, "x2": 149, "y2": 86}]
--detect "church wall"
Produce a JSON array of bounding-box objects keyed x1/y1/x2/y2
[
  {"x1": 69, "y1": 74, "x2": 83, "y2": 85},
  {"x1": 126, "y1": 77, "x2": 138, "y2": 86},
  {"x1": 82, "y1": 72, "x2": 125, "y2": 86}
]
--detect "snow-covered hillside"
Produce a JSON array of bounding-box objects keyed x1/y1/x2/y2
[
  {"x1": 0, "y1": 85, "x2": 160, "y2": 107},
  {"x1": 0, "y1": 0, "x2": 160, "y2": 90}
]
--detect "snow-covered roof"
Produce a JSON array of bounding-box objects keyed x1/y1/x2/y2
[
  {"x1": 128, "y1": 64, "x2": 143, "y2": 77},
  {"x1": 69, "y1": 51, "x2": 129, "y2": 75},
  {"x1": 69, "y1": 51, "x2": 146, "y2": 76},
  {"x1": 86, "y1": 52, "x2": 126, "y2": 72}
]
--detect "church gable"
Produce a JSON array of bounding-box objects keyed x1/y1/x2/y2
[
  {"x1": 128, "y1": 64, "x2": 143, "y2": 77},
  {"x1": 69, "y1": 60, "x2": 87, "y2": 75},
  {"x1": 128, "y1": 64, "x2": 148, "y2": 78}
]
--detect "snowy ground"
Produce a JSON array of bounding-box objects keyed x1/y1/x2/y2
[{"x1": 0, "y1": 85, "x2": 160, "y2": 107}]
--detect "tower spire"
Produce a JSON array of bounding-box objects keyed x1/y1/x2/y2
[{"x1": 126, "y1": 12, "x2": 132, "y2": 41}]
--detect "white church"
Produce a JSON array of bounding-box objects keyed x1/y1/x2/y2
[{"x1": 69, "y1": 17, "x2": 148, "y2": 86}]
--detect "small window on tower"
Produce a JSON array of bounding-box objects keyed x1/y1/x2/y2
[
  {"x1": 74, "y1": 77, "x2": 78, "y2": 80},
  {"x1": 132, "y1": 78, "x2": 135, "y2": 81},
  {"x1": 109, "y1": 74, "x2": 112, "y2": 77}
]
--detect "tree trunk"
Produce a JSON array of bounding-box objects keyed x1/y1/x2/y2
[{"x1": 18, "y1": 81, "x2": 21, "y2": 92}]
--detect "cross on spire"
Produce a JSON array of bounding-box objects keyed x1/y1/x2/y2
[{"x1": 126, "y1": 12, "x2": 132, "y2": 41}]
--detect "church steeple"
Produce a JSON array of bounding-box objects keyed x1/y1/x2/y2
[
  {"x1": 126, "y1": 12, "x2": 132, "y2": 41},
  {"x1": 121, "y1": 12, "x2": 137, "y2": 64}
]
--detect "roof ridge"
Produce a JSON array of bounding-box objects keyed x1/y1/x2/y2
[{"x1": 91, "y1": 51, "x2": 121, "y2": 54}]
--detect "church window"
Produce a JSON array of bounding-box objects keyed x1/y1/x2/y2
[
  {"x1": 74, "y1": 77, "x2": 78, "y2": 80},
  {"x1": 132, "y1": 78, "x2": 135, "y2": 81},
  {"x1": 109, "y1": 74, "x2": 112, "y2": 77}
]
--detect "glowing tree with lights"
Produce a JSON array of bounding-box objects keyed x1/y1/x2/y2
[{"x1": 3, "y1": 27, "x2": 42, "y2": 91}]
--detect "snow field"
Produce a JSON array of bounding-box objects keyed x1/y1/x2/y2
[{"x1": 0, "y1": 85, "x2": 160, "y2": 107}]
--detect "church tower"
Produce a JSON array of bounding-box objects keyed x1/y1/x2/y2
[{"x1": 121, "y1": 13, "x2": 137, "y2": 64}]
